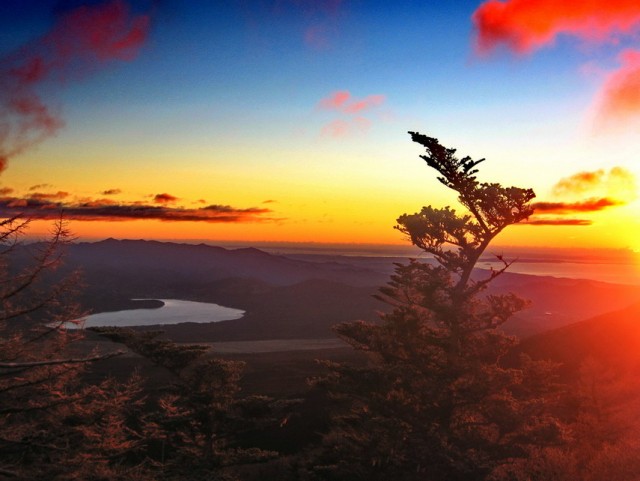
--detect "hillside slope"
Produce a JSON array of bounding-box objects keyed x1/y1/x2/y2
[{"x1": 517, "y1": 302, "x2": 640, "y2": 374}]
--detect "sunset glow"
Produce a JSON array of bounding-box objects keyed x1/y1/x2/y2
[{"x1": 1, "y1": 1, "x2": 638, "y2": 250}]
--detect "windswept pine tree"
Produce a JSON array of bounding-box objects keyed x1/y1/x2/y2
[{"x1": 310, "y1": 133, "x2": 566, "y2": 481}]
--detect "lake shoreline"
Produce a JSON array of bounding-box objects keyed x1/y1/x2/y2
[{"x1": 79, "y1": 299, "x2": 245, "y2": 328}]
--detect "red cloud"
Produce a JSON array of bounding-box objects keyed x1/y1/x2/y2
[
  {"x1": 319, "y1": 91, "x2": 386, "y2": 114},
  {"x1": 473, "y1": 0, "x2": 640, "y2": 54},
  {"x1": 321, "y1": 117, "x2": 371, "y2": 138},
  {"x1": 472, "y1": 1, "x2": 640, "y2": 123},
  {"x1": 319, "y1": 91, "x2": 351, "y2": 110},
  {"x1": 153, "y1": 193, "x2": 179, "y2": 204},
  {"x1": 0, "y1": 187, "x2": 14, "y2": 196},
  {"x1": 597, "y1": 49, "x2": 640, "y2": 123},
  {"x1": 343, "y1": 95, "x2": 385, "y2": 114},
  {"x1": 0, "y1": 1, "x2": 150, "y2": 173}
]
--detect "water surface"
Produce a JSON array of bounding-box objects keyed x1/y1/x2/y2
[{"x1": 78, "y1": 299, "x2": 244, "y2": 328}]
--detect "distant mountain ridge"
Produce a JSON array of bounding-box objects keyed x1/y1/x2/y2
[
  {"x1": 67, "y1": 238, "x2": 388, "y2": 287},
  {"x1": 17, "y1": 238, "x2": 640, "y2": 341}
]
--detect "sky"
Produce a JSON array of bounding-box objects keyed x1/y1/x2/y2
[{"x1": 0, "y1": 0, "x2": 639, "y2": 250}]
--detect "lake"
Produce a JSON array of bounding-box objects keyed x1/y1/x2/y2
[{"x1": 75, "y1": 299, "x2": 245, "y2": 328}]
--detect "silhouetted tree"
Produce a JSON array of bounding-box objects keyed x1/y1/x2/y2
[
  {"x1": 0, "y1": 217, "x2": 151, "y2": 480},
  {"x1": 310, "y1": 133, "x2": 565, "y2": 481}
]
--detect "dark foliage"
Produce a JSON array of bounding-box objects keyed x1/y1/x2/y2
[
  {"x1": 0, "y1": 217, "x2": 152, "y2": 480},
  {"x1": 93, "y1": 327, "x2": 299, "y2": 480}
]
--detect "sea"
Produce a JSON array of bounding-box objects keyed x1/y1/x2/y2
[{"x1": 252, "y1": 243, "x2": 640, "y2": 286}]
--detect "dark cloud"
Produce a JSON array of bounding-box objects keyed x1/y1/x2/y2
[
  {"x1": 101, "y1": 188, "x2": 122, "y2": 195},
  {"x1": 0, "y1": 196, "x2": 277, "y2": 223},
  {"x1": 29, "y1": 191, "x2": 69, "y2": 201},
  {"x1": 153, "y1": 193, "x2": 179, "y2": 204},
  {"x1": 532, "y1": 197, "x2": 623, "y2": 214},
  {"x1": 525, "y1": 218, "x2": 592, "y2": 226},
  {"x1": 29, "y1": 183, "x2": 52, "y2": 191}
]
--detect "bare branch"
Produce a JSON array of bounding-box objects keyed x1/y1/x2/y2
[{"x1": 0, "y1": 351, "x2": 124, "y2": 369}]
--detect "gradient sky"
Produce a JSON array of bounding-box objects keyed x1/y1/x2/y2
[{"x1": 0, "y1": 0, "x2": 639, "y2": 250}]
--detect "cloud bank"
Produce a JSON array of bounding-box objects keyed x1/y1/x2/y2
[
  {"x1": 0, "y1": 192, "x2": 277, "y2": 224},
  {"x1": 525, "y1": 166, "x2": 636, "y2": 226}
]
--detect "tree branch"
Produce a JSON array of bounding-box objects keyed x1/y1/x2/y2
[{"x1": 0, "y1": 350, "x2": 125, "y2": 369}]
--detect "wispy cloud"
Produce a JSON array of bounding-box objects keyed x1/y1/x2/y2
[
  {"x1": 101, "y1": 188, "x2": 122, "y2": 196},
  {"x1": 29, "y1": 183, "x2": 52, "y2": 191},
  {"x1": 472, "y1": 0, "x2": 640, "y2": 125},
  {"x1": 596, "y1": 49, "x2": 640, "y2": 125},
  {"x1": 298, "y1": 0, "x2": 343, "y2": 50},
  {"x1": 319, "y1": 91, "x2": 385, "y2": 114},
  {"x1": 317, "y1": 90, "x2": 386, "y2": 138},
  {"x1": 0, "y1": 0, "x2": 150, "y2": 173},
  {"x1": 304, "y1": 25, "x2": 334, "y2": 50},
  {"x1": 240, "y1": 0, "x2": 344, "y2": 50},
  {"x1": 319, "y1": 91, "x2": 351, "y2": 110}
]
